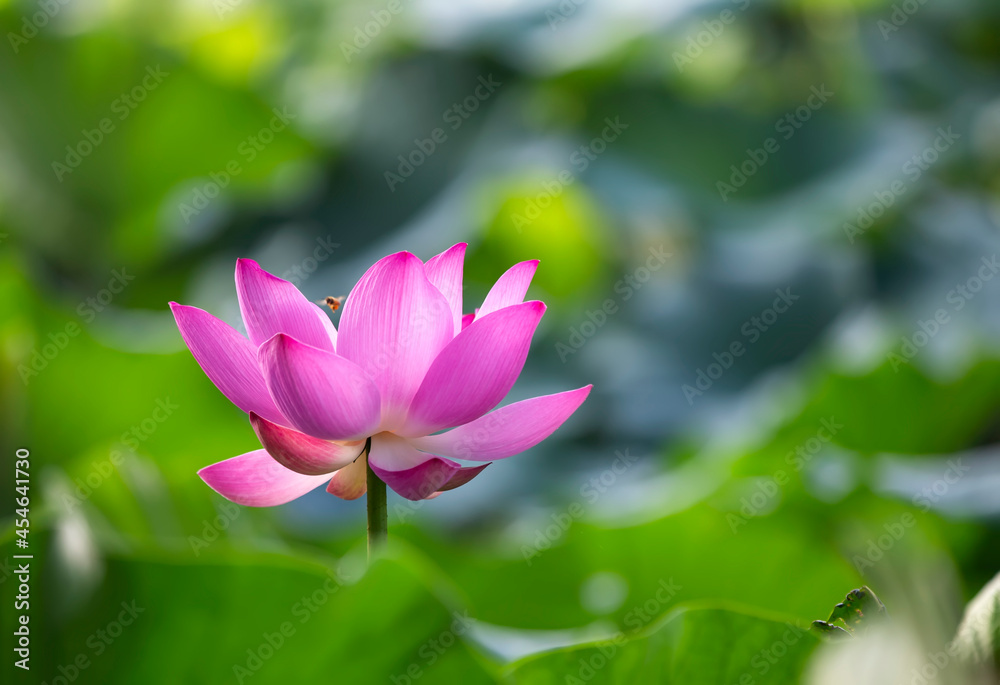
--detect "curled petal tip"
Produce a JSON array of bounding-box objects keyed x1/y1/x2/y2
[
  {"x1": 388, "y1": 250, "x2": 419, "y2": 261},
  {"x1": 436, "y1": 462, "x2": 490, "y2": 493},
  {"x1": 262, "y1": 331, "x2": 289, "y2": 347},
  {"x1": 526, "y1": 300, "x2": 547, "y2": 315},
  {"x1": 234, "y1": 258, "x2": 260, "y2": 277}
]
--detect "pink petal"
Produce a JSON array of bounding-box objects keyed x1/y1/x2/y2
[
  {"x1": 250, "y1": 412, "x2": 365, "y2": 475},
  {"x1": 169, "y1": 303, "x2": 286, "y2": 425},
  {"x1": 337, "y1": 251, "x2": 454, "y2": 429},
  {"x1": 437, "y1": 463, "x2": 490, "y2": 492},
  {"x1": 399, "y1": 301, "x2": 546, "y2": 437},
  {"x1": 259, "y1": 334, "x2": 381, "y2": 441},
  {"x1": 236, "y1": 259, "x2": 337, "y2": 353},
  {"x1": 461, "y1": 312, "x2": 475, "y2": 330},
  {"x1": 326, "y1": 453, "x2": 369, "y2": 500},
  {"x1": 367, "y1": 433, "x2": 461, "y2": 501},
  {"x1": 405, "y1": 463, "x2": 490, "y2": 500},
  {"x1": 424, "y1": 243, "x2": 467, "y2": 336},
  {"x1": 477, "y1": 260, "x2": 539, "y2": 320},
  {"x1": 409, "y1": 386, "x2": 592, "y2": 461},
  {"x1": 198, "y1": 449, "x2": 331, "y2": 507}
]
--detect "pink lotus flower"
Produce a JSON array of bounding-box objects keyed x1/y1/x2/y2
[{"x1": 170, "y1": 244, "x2": 590, "y2": 505}]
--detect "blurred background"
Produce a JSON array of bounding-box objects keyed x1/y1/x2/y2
[{"x1": 2, "y1": 0, "x2": 1000, "y2": 681}]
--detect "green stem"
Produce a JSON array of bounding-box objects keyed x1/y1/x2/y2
[{"x1": 364, "y1": 437, "x2": 386, "y2": 562}]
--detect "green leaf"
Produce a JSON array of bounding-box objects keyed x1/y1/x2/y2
[
  {"x1": 811, "y1": 586, "x2": 887, "y2": 638},
  {"x1": 397, "y1": 502, "x2": 861, "y2": 630},
  {"x1": 810, "y1": 621, "x2": 852, "y2": 640},
  {"x1": 952, "y1": 571, "x2": 1000, "y2": 668},
  {"x1": 506, "y1": 606, "x2": 820, "y2": 684},
  {"x1": 794, "y1": 360, "x2": 1000, "y2": 455},
  {"x1": 2, "y1": 545, "x2": 498, "y2": 684}
]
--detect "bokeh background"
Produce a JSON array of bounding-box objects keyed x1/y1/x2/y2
[{"x1": 2, "y1": 0, "x2": 1000, "y2": 682}]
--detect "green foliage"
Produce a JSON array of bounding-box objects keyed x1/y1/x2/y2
[
  {"x1": 811, "y1": 586, "x2": 887, "y2": 638},
  {"x1": 3, "y1": 0, "x2": 1000, "y2": 681},
  {"x1": 953, "y1": 571, "x2": 1000, "y2": 669},
  {"x1": 508, "y1": 607, "x2": 820, "y2": 684},
  {"x1": 4, "y1": 543, "x2": 498, "y2": 684}
]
